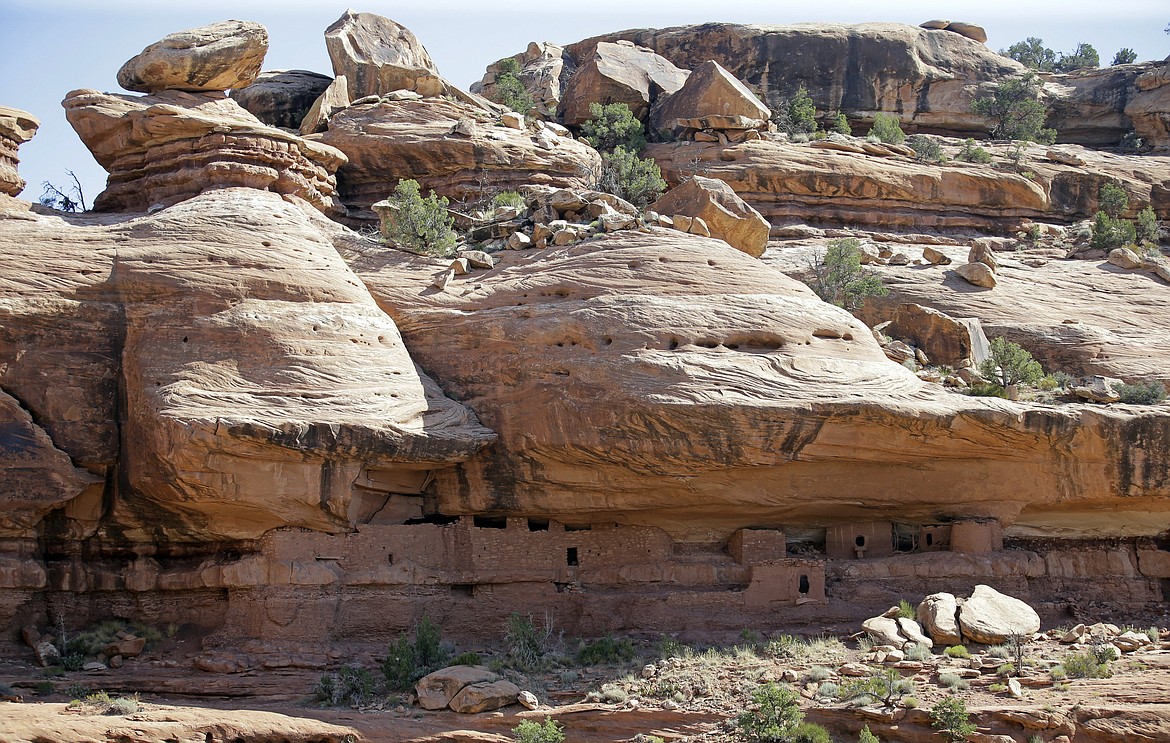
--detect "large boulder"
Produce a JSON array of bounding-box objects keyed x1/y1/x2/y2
[
  {"x1": 229, "y1": 69, "x2": 332, "y2": 129},
  {"x1": 651, "y1": 60, "x2": 770, "y2": 135},
  {"x1": 955, "y1": 262, "x2": 997, "y2": 288},
  {"x1": 62, "y1": 88, "x2": 347, "y2": 216},
  {"x1": 325, "y1": 10, "x2": 446, "y2": 100},
  {"x1": 650, "y1": 175, "x2": 769, "y2": 257},
  {"x1": 448, "y1": 679, "x2": 521, "y2": 714},
  {"x1": 472, "y1": 42, "x2": 575, "y2": 117},
  {"x1": 559, "y1": 41, "x2": 689, "y2": 126},
  {"x1": 957, "y1": 585, "x2": 1041, "y2": 644},
  {"x1": 917, "y1": 592, "x2": 962, "y2": 645},
  {"x1": 886, "y1": 303, "x2": 989, "y2": 368},
  {"x1": 314, "y1": 98, "x2": 601, "y2": 220},
  {"x1": 416, "y1": 666, "x2": 499, "y2": 710},
  {"x1": 117, "y1": 20, "x2": 268, "y2": 94},
  {"x1": 299, "y1": 76, "x2": 351, "y2": 136},
  {"x1": 0, "y1": 106, "x2": 38, "y2": 197}
]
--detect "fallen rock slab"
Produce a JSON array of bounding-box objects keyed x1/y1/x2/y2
[
  {"x1": 918, "y1": 592, "x2": 962, "y2": 645},
  {"x1": 449, "y1": 679, "x2": 521, "y2": 713},
  {"x1": 955, "y1": 262, "x2": 997, "y2": 288},
  {"x1": 117, "y1": 20, "x2": 268, "y2": 94},
  {"x1": 416, "y1": 665, "x2": 500, "y2": 710},
  {"x1": 958, "y1": 584, "x2": 1040, "y2": 644},
  {"x1": 651, "y1": 175, "x2": 769, "y2": 256},
  {"x1": 229, "y1": 69, "x2": 332, "y2": 129}
]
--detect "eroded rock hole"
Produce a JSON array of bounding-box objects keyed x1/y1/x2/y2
[
  {"x1": 566, "y1": 547, "x2": 579, "y2": 566},
  {"x1": 473, "y1": 515, "x2": 507, "y2": 529}
]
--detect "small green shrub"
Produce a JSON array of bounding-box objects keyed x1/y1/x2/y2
[
  {"x1": 815, "y1": 681, "x2": 840, "y2": 699},
  {"x1": 980, "y1": 337, "x2": 1044, "y2": 388},
  {"x1": 581, "y1": 102, "x2": 646, "y2": 153},
  {"x1": 987, "y1": 644, "x2": 1011, "y2": 659},
  {"x1": 492, "y1": 190, "x2": 525, "y2": 210},
  {"x1": 380, "y1": 179, "x2": 457, "y2": 257},
  {"x1": 1091, "y1": 212, "x2": 1138, "y2": 251},
  {"x1": 60, "y1": 653, "x2": 86, "y2": 671},
  {"x1": 1060, "y1": 648, "x2": 1112, "y2": 679},
  {"x1": 896, "y1": 599, "x2": 916, "y2": 619},
  {"x1": 957, "y1": 138, "x2": 993, "y2": 163},
  {"x1": 106, "y1": 696, "x2": 139, "y2": 716},
  {"x1": 737, "y1": 682, "x2": 806, "y2": 742},
  {"x1": 868, "y1": 113, "x2": 905, "y2": 145},
  {"x1": 450, "y1": 651, "x2": 482, "y2": 666},
  {"x1": 808, "y1": 237, "x2": 889, "y2": 310},
  {"x1": 805, "y1": 666, "x2": 832, "y2": 682},
  {"x1": 1136, "y1": 207, "x2": 1161, "y2": 247},
  {"x1": 964, "y1": 382, "x2": 1009, "y2": 398},
  {"x1": 858, "y1": 725, "x2": 881, "y2": 743},
  {"x1": 576, "y1": 635, "x2": 636, "y2": 666},
  {"x1": 1099, "y1": 181, "x2": 1129, "y2": 218},
  {"x1": 657, "y1": 635, "x2": 685, "y2": 659},
  {"x1": 905, "y1": 643, "x2": 932, "y2": 662},
  {"x1": 937, "y1": 672, "x2": 969, "y2": 691},
  {"x1": 1120, "y1": 131, "x2": 1144, "y2": 151},
  {"x1": 382, "y1": 617, "x2": 451, "y2": 691},
  {"x1": 943, "y1": 645, "x2": 971, "y2": 659},
  {"x1": 772, "y1": 87, "x2": 818, "y2": 135},
  {"x1": 599, "y1": 683, "x2": 628, "y2": 703},
  {"x1": 489, "y1": 57, "x2": 533, "y2": 115},
  {"x1": 1116, "y1": 382, "x2": 1167, "y2": 404},
  {"x1": 997, "y1": 663, "x2": 1017, "y2": 676},
  {"x1": 790, "y1": 722, "x2": 832, "y2": 743},
  {"x1": 930, "y1": 695, "x2": 977, "y2": 743},
  {"x1": 513, "y1": 717, "x2": 565, "y2": 743},
  {"x1": 840, "y1": 669, "x2": 915, "y2": 709},
  {"x1": 907, "y1": 134, "x2": 944, "y2": 162},
  {"x1": 506, "y1": 613, "x2": 553, "y2": 672},
  {"x1": 828, "y1": 112, "x2": 851, "y2": 135},
  {"x1": 597, "y1": 147, "x2": 666, "y2": 208},
  {"x1": 1112, "y1": 48, "x2": 1138, "y2": 65},
  {"x1": 318, "y1": 665, "x2": 378, "y2": 707}
]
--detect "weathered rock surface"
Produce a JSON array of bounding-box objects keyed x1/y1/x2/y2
[
  {"x1": 299, "y1": 75, "x2": 350, "y2": 135},
  {"x1": 885, "y1": 303, "x2": 989, "y2": 368},
  {"x1": 62, "y1": 88, "x2": 347, "y2": 215},
  {"x1": 229, "y1": 69, "x2": 333, "y2": 129},
  {"x1": 917, "y1": 592, "x2": 962, "y2": 645},
  {"x1": 646, "y1": 139, "x2": 1170, "y2": 232},
  {"x1": 416, "y1": 665, "x2": 499, "y2": 710},
  {"x1": 472, "y1": 41, "x2": 575, "y2": 116},
  {"x1": 650, "y1": 175, "x2": 769, "y2": 256},
  {"x1": 449, "y1": 679, "x2": 522, "y2": 713},
  {"x1": 314, "y1": 98, "x2": 601, "y2": 219},
  {"x1": 862, "y1": 615, "x2": 906, "y2": 648},
  {"x1": 117, "y1": 20, "x2": 268, "y2": 94},
  {"x1": 1127, "y1": 61, "x2": 1170, "y2": 150},
  {"x1": 559, "y1": 40, "x2": 689, "y2": 126},
  {"x1": 0, "y1": 188, "x2": 494, "y2": 543},
  {"x1": 0, "y1": 106, "x2": 38, "y2": 197},
  {"x1": 341, "y1": 229, "x2": 1170, "y2": 539},
  {"x1": 957, "y1": 584, "x2": 1041, "y2": 644},
  {"x1": 955, "y1": 261, "x2": 997, "y2": 288},
  {"x1": 325, "y1": 10, "x2": 453, "y2": 101},
  {"x1": 651, "y1": 60, "x2": 769, "y2": 135}
]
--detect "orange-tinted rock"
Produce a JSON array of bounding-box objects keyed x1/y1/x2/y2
[
  {"x1": 651, "y1": 60, "x2": 769, "y2": 135},
  {"x1": 117, "y1": 20, "x2": 268, "y2": 94},
  {"x1": 325, "y1": 10, "x2": 446, "y2": 100},
  {"x1": 650, "y1": 175, "x2": 769, "y2": 257},
  {"x1": 0, "y1": 106, "x2": 38, "y2": 197},
  {"x1": 62, "y1": 88, "x2": 347, "y2": 216}
]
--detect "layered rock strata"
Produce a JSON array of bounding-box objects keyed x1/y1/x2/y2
[{"x1": 0, "y1": 106, "x2": 38, "y2": 197}]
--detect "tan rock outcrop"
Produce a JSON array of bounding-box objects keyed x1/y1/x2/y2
[
  {"x1": 955, "y1": 261, "x2": 997, "y2": 288},
  {"x1": 918, "y1": 592, "x2": 962, "y2": 645},
  {"x1": 416, "y1": 665, "x2": 499, "y2": 710},
  {"x1": 1127, "y1": 61, "x2": 1170, "y2": 149},
  {"x1": 325, "y1": 10, "x2": 446, "y2": 100},
  {"x1": 651, "y1": 60, "x2": 769, "y2": 135},
  {"x1": 650, "y1": 175, "x2": 769, "y2": 257},
  {"x1": 229, "y1": 69, "x2": 332, "y2": 129},
  {"x1": 559, "y1": 40, "x2": 689, "y2": 126},
  {"x1": 0, "y1": 106, "x2": 38, "y2": 197},
  {"x1": 117, "y1": 20, "x2": 268, "y2": 94},
  {"x1": 886, "y1": 303, "x2": 988, "y2": 368},
  {"x1": 299, "y1": 75, "x2": 350, "y2": 135},
  {"x1": 0, "y1": 188, "x2": 494, "y2": 543},
  {"x1": 472, "y1": 41, "x2": 575, "y2": 116},
  {"x1": 957, "y1": 584, "x2": 1041, "y2": 644},
  {"x1": 62, "y1": 88, "x2": 347, "y2": 215},
  {"x1": 314, "y1": 98, "x2": 601, "y2": 220},
  {"x1": 448, "y1": 679, "x2": 521, "y2": 713}
]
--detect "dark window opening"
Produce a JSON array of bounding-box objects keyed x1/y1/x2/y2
[
  {"x1": 555, "y1": 582, "x2": 570, "y2": 593},
  {"x1": 451, "y1": 584, "x2": 474, "y2": 597},
  {"x1": 473, "y1": 515, "x2": 507, "y2": 529},
  {"x1": 565, "y1": 524, "x2": 592, "y2": 532},
  {"x1": 798, "y1": 575, "x2": 810, "y2": 595},
  {"x1": 855, "y1": 535, "x2": 866, "y2": 547},
  {"x1": 387, "y1": 553, "x2": 394, "y2": 564},
  {"x1": 926, "y1": 533, "x2": 934, "y2": 546},
  {"x1": 527, "y1": 519, "x2": 549, "y2": 532},
  {"x1": 567, "y1": 547, "x2": 579, "y2": 566}
]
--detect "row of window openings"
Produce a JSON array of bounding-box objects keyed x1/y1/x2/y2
[{"x1": 386, "y1": 547, "x2": 580, "y2": 566}]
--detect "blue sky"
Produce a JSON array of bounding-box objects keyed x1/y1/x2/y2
[{"x1": 2, "y1": 0, "x2": 1167, "y2": 205}]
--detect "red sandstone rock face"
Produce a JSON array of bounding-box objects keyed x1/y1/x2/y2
[
  {"x1": 342, "y1": 230, "x2": 1170, "y2": 541},
  {"x1": 62, "y1": 89, "x2": 347, "y2": 216}
]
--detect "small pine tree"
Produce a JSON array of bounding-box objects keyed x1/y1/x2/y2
[
  {"x1": 1090, "y1": 212, "x2": 1137, "y2": 251},
  {"x1": 930, "y1": 695, "x2": 977, "y2": 743},
  {"x1": 597, "y1": 146, "x2": 666, "y2": 207},
  {"x1": 1136, "y1": 206, "x2": 1161, "y2": 247},
  {"x1": 772, "y1": 87, "x2": 818, "y2": 135},
  {"x1": 828, "y1": 111, "x2": 851, "y2": 135},
  {"x1": 379, "y1": 180, "x2": 457, "y2": 257},
  {"x1": 957, "y1": 138, "x2": 993, "y2": 164},
  {"x1": 1112, "y1": 48, "x2": 1138, "y2": 65},
  {"x1": 971, "y1": 73, "x2": 1057, "y2": 143},
  {"x1": 868, "y1": 113, "x2": 905, "y2": 145},
  {"x1": 808, "y1": 238, "x2": 889, "y2": 310},
  {"x1": 1055, "y1": 43, "x2": 1100, "y2": 72},
  {"x1": 980, "y1": 337, "x2": 1044, "y2": 388},
  {"x1": 1098, "y1": 181, "x2": 1129, "y2": 218},
  {"x1": 858, "y1": 725, "x2": 881, "y2": 743},
  {"x1": 736, "y1": 683, "x2": 805, "y2": 742},
  {"x1": 1003, "y1": 37, "x2": 1056, "y2": 71}
]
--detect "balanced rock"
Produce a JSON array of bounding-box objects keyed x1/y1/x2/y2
[
  {"x1": 63, "y1": 89, "x2": 347, "y2": 216},
  {"x1": 472, "y1": 42, "x2": 575, "y2": 116},
  {"x1": 651, "y1": 60, "x2": 770, "y2": 135},
  {"x1": 229, "y1": 69, "x2": 332, "y2": 129},
  {"x1": 299, "y1": 76, "x2": 351, "y2": 135},
  {"x1": 957, "y1": 585, "x2": 1040, "y2": 644},
  {"x1": 559, "y1": 40, "x2": 689, "y2": 126},
  {"x1": 650, "y1": 175, "x2": 769, "y2": 257},
  {"x1": 449, "y1": 679, "x2": 521, "y2": 714},
  {"x1": 1072, "y1": 375, "x2": 1124, "y2": 403},
  {"x1": 887, "y1": 303, "x2": 989, "y2": 368},
  {"x1": 922, "y1": 246, "x2": 951, "y2": 265},
  {"x1": 416, "y1": 665, "x2": 499, "y2": 710},
  {"x1": 0, "y1": 106, "x2": 39, "y2": 197},
  {"x1": 968, "y1": 243, "x2": 999, "y2": 272},
  {"x1": 117, "y1": 20, "x2": 268, "y2": 94},
  {"x1": 955, "y1": 262, "x2": 997, "y2": 288},
  {"x1": 325, "y1": 10, "x2": 446, "y2": 100},
  {"x1": 918, "y1": 592, "x2": 962, "y2": 645},
  {"x1": 943, "y1": 22, "x2": 988, "y2": 44}
]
